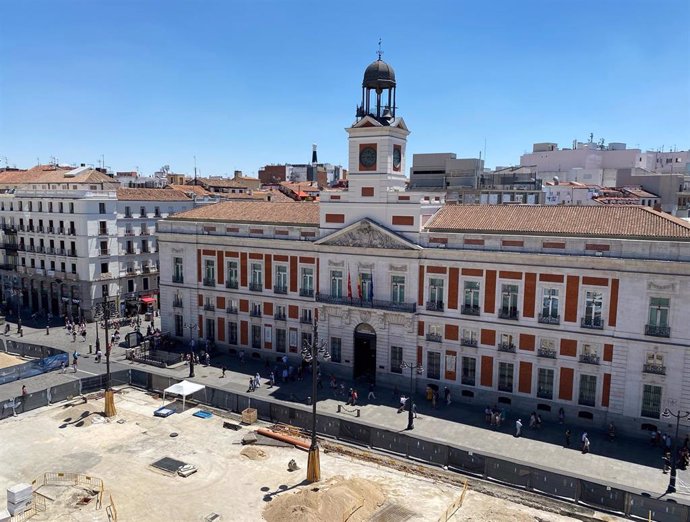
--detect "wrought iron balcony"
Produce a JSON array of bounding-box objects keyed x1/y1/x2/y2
[
  {"x1": 537, "y1": 390, "x2": 553, "y2": 399},
  {"x1": 498, "y1": 383, "x2": 513, "y2": 393},
  {"x1": 203, "y1": 278, "x2": 216, "y2": 287},
  {"x1": 274, "y1": 285, "x2": 288, "y2": 294},
  {"x1": 299, "y1": 288, "x2": 314, "y2": 298},
  {"x1": 461, "y1": 376, "x2": 475, "y2": 386},
  {"x1": 645, "y1": 324, "x2": 671, "y2": 338},
  {"x1": 226, "y1": 306, "x2": 238, "y2": 314},
  {"x1": 250, "y1": 309, "x2": 262, "y2": 318},
  {"x1": 581, "y1": 317, "x2": 604, "y2": 330},
  {"x1": 249, "y1": 282, "x2": 263, "y2": 292},
  {"x1": 426, "y1": 333, "x2": 442, "y2": 343},
  {"x1": 67, "y1": 249, "x2": 77, "y2": 257},
  {"x1": 537, "y1": 347, "x2": 557, "y2": 359},
  {"x1": 300, "y1": 315, "x2": 313, "y2": 324},
  {"x1": 203, "y1": 303, "x2": 215, "y2": 312},
  {"x1": 426, "y1": 300, "x2": 444, "y2": 312},
  {"x1": 641, "y1": 408, "x2": 660, "y2": 419},
  {"x1": 578, "y1": 397, "x2": 595, "y2": 407},
  {"x1": 226, "y1": 280, "x2": 238, "y2": 289},
  {"x1": 274, "y1": 312, "x2": 287, "y2": 321},
  {"x1": 498, "y1": 308, "x2": 519, "y2": 320},
  {"x1": 172, "y1": 299, "x2": 183, "y2": 308},
  {"x1": 579, "y1": 353, "x2": 600, "y2": 365},
  {"x1": 497, "y1": 342, "x2": 516, "y2": 353},
  {"x1": 315, "y1": 293, "x2": 416, "y2": 313},
  {"x1": 461, "y1": 305, "x2": 480, "y2": 316},
  {"x1": 643, "y1": 363, "x2": 666, "y2": 375},
  {"x1": 172, "y1": 275, "x2": 184, "y2": 284},
  {"x1": 461, "y1": 338, "x2": 478, "y2": 348},
  {"x1": 538, "y1": 313, "x2": 560, "y2": 325}
]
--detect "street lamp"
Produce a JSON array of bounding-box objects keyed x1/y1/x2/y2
[
  {"x1": 400, "y1": 360, "x2": 423, "y2": 430},
  {"x1": 184, "y1": 322, "x2": 198, "y2": 377},
  {"x1": 662, "y1": 408, "x2": 690, "y2": 493},
  {"x1": 96, "y1": 288, "x2": 119, "y2": 417},
  {"x1": 301, "y1": 318, "x2": 330, "y2": 483}
]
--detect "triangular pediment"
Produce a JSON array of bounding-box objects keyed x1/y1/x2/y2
[
  {"x1": 351, "y1": 115, "x2": 383, "y2": 128},
  {"x1": 390, "y1": 117, "x2": 409, "y2": 131},
  {"x1": 317, "y1": 219, "x2": 422, "y2": 250}
]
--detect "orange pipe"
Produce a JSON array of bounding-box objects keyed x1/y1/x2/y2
[{"x1": 256, "y1": 428, "x2": 310, "y2": 450}]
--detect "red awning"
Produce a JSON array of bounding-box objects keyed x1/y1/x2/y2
[{"x1": 140, "y1": 297, "x2": 156, "y2": 304}]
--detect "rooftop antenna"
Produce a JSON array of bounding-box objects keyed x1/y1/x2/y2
[
  {"x1": 377, "y1": 38, "x2": 383, "y2": 60},
  {"x1": 483, "y1": 138, "x2": 487, "y2": 167},
  {"x1": 101, "y1": 154, "x2": 105, "y2": 169},
  {"x1": 194, "y1": 155, "x2": 198, "y2": 185}
]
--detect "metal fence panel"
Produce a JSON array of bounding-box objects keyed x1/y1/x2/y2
[
  {"x1": 151, "y1": 374, "x2": 173, "y2": 393},
  {"x1": 20, "y1": 390, "x2": 50, "y2": 413},
  {"x1": 447, "y1": 447, "x2": 486, "y2": 476},
  {"x1": 252, "y1": 398, "x2": 272, "y2": 420},
  {"x1": 530, "y1": 469, "x2": 578, "y2": 500},
  {"x1": 370, "y1": 430, "x2": 410, "y2": 457},
  {"x1": 315, "y1": 415, "x2": 340, "y2": 438},
  {"x1": 80, "y1": 375, "x2": 106, "y2": 393},
  {"x1": 338, "y1": 420, "x2": 371, "y2": 446},
  {"x1": 485, "y1": 457, "x2": 531, "y2": 488},
  {"x1": 292, "y1": 409, "x2": 313, "y2": 430},
  {"x1": 236, "y1": 394, "x2": 252, "y2": 414},
  {"x1": 130, "y1": 369, "x2": 150, "y2": 389},
  {"x1": 579, "y1": 481, "x2": 627, "y2": 514},
  {"x1": 0, "y1": 398, "x2": 17, "y2": 419},
  {"x1": 110, "y1": 370, "x2": 130, "y2": 386},
  {"x1": 270, "y1": 403, "x2": 292, "y2": 424},
  {"x1": 628, "y1": 494, "x2": 690, "y2": 522},
  {"x1": 50, "y1": 381, "x2": 81, "y2": 403},
  {"x1": 408, "y1": 438, "x2": 449, "y2": 465}
]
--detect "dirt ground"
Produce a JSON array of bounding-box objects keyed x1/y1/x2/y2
[
  {"x1": 0, "y1": 352, "x2": 23, "y2": 369},
  {"x1": 0, "y1": 389, "x2": 625, "y2": 521}
]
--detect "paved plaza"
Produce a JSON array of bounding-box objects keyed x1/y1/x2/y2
[{"x1": 1, "y1": 316, "x2": 689, "y2": 505}]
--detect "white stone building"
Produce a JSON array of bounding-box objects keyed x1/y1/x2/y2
[{"x1": 157, "y1": 57, "x2": 690, "y2": 437}]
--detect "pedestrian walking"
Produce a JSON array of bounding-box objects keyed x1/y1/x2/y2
[
  {"x1": 431, "y1": 390, "x2": 437, "y2": 409},
  {"x1": 581, "y1": 432, "x2": 590, "y2": 454},
  {"x1": 565, "y1": 429, "x2": 571, "y2": 448},
  {"x1": 412, "y1": 402, "x2": 418, "y2": 418},
  {"x1": 558, "y1": 407, "x2": 565, "y2": 424},
  {"x1": 608, "y1": 422, "x2": 616, "y2": 442},
  {"x1": 46, "y1": 325, "x2": 50, "y2": 336},
  {"x1": 398, "y1": 395, "x2": 408, "y2": 413},
  {"x1": 205, "y1": 353, "x2": 210, "y2": 366},
  {"x1": 444, "y1": 386, "x2": 451, "y2": 405},
  {"x1": 221, "y1": 366, "x2": 227, "y2": 378},
  {"x1": 72, "y1": 351, "x2": 78, "y2": 373},
  {"x1": 663, "y1": 451, "x2": 672, "y2": 473},
  {"x1": 536, "y1": 414, "x2": 542, "y2": 429},
  {"x1": 188, "y1": 357, "x2": 195, "y2": 378},
  {"x1": 254, "y1": 372, "x2": 261, "y2": 389},
  {"x1": 484, "y1": 406, "x2": 492, "y2": 424},
  {"x1": 248, "y1": 377, "x2": 255, "y2": 392},
  {"x1": 21, "y1": 385, "x2": 27, "y2": 396},
  {"x1": 316, "y1": 370, "x2": 323, "y2": 389},
  {"x1": 60, "y1": 361, "x2": 66, "y2": 374},
  {"x1": 665, "y1": 433, "x2": 673, "y2": 452},
  {"x1": 367, "y1": 382, "x2": 376, "y2": 400},
  {"x1": 529, "y1": 412, "x2": 537, "y2": 429},
  {"x1": 515, "y1": 418, "x2": 523, "y2": 437},
  {"x1": 72, "y1": 331, "x2": 77, "y2": 342},
  {"x1": 269, "y1": 371, "x2": 275, "y2": 388}
]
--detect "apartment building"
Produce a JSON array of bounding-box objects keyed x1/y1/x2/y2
[
  {"x1": 0, "y1": 165, "x2": 193, "y2": 321},
  {"x1": 158, "y1": 56, "x2": 690, "y2": 436}
]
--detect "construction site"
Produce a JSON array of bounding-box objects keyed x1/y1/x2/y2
[{"x1": 0, "y1": 386, "x2": 628, "y2": 522}]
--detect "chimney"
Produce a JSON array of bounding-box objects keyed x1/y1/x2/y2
[{"x1": 233, "y1": 170, "x2": 242, "y2": 179}]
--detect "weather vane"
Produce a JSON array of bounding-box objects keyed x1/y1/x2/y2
[{"x1": 377, "y1": 38, "x2": 383, "y2": 60}]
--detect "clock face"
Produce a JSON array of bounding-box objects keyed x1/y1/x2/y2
[
  {"x1": 393, "y1": 147, "x2": 401, "y2": 169},
  {"x1": 359, "y1": 147, "x2": 377, "y2": 168}
]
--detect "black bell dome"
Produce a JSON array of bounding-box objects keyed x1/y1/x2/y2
[{"x1": 363, "y1": 59, "x2": 396, "y2": 91}]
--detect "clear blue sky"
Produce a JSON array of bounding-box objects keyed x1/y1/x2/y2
[{"x1": 1, "y1": 0, "x2": 688, "y2": 176}]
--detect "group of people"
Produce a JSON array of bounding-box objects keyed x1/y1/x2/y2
[
  {"x1": 65, "y1": 319, "x2": 88, "y2": 342},
  {"x1": 485, "y1": 405, "x2": 506, "y2": 428}
]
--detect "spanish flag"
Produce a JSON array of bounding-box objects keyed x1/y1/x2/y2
[
  {"x1": 347, "y1": 271, "x2": 352, "y2": 299},
  {"x1": 357, "y1": 273, "x2": 362, "y2": 299}
]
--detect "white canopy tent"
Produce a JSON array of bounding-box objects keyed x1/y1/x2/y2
[{"x1": 162, "y1": 380, "x2": 205, "y2": 411}]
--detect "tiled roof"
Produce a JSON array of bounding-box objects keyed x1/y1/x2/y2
[
  {"x1": 116, "y1": 188, "x2": 192, "y2": 201},
  {"x1": 425, "y1": 205, "x2": 690, "y2": 240},
  {"x1": 197, "y1": 177, "x2": 260, "y2": 188},
  {"x1": 169, "y1": 200, "x2": 319, "y2": 226},
  {"x1": 169, "y1": 184, "x2": 212, "y2": 197},
  {"x1": 0, "y1": 165, "x2": 116, "y2": 185}
]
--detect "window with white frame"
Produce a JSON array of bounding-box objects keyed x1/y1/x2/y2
[
  {"x1": 498, "y1": 362, "x2": 514, "y2": 392},
  {"x1": 463, "y1": 281, "x2": 480, "y2": 311},
  {"x1": 250, "y1": 263, "x2": 263, "y2": 287},
  {"x1": 578, "y1": 374, "x2": 597, "y2": 406},
  {"x1": 541, "y1": 288, "x2": 559, "y2": 320},
  {"x1": 330, "y1": 270, "x2": 343, "y2": 298},
  {"x1": 500, "y1": 284, "x2": 519, "y2": 318},
  {"x1": 428, "y1": 278, "x2": 444, "y2": 308},
  {"x1": 227, "y1": 260, "x2": 239, "y2": 288},
  {"x1": 275, "y1": 328, "x2": 286, "y2": 352},
  {"x1": 580, "y1": 343, "x2": 599, "y2": 364},
  {"x1": 301, "y1": 267, "x2": 314, "y2": 295},
  {"x1": 537, "y1": 368, "x2": 554, "y2": 399},
  {"x1": 641, "y1": 384, "x2": 662, "y2": 418},
  {"x1": 204, "y1": 259, "x2": 215, "y2": 285},
  {"x1": 461, "y1": 328, "x2": 478, "y2": 347},
  {"x1": 391, "y1": 275, "x2": 405, "y2": 303},
  {"x1": 461, "y1": 356, "x2": 476, "y2": 385},
  {"x1": 647, "y1": 297, "x2": 670, "y2": 336},
  {"x1": 426, "y1": 351, "x2": 441, "y2": 380},
  {"x1": 583, "y1": 290, "x2": 603, "y2": 327}
]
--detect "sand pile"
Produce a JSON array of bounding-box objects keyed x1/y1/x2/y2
[
  {"x1": 240, "y1": 446, "x2": 268, "y2": 460},
  {"x1": 263, "y1": 476, "x2": 385, "y2": 522}
]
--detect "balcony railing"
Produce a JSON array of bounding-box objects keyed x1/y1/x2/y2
[
  {"x1": 581, "y1": 317, "x2": 604, "y2": 330},
  {"x1": 498, "y1": 308, "x2": 520, "y2": 320},
  {"x1": 66, "y1": 250, "x2": 77, "y2": 257},
  {"x1": 274, "y1": 285, "x2": 288, "y2": 294},
  {"x1": 226, "y1": 306, "x2": 238, "y2": 314},
  {"x1": 172, "y1": 275, "x2": 184, "y2": 284},
  {"x1": 300, "y1": 315, "x2": 313, "y2": 324},
  {"x1": 461, "y1": 305, "x2": 480, "y2": 316},
  {"x1": 497, "y1": 342, "x2": 516, "y2": 353},
  {"x1": 579, "y1": 353, "x2": 600, "y2": 365},
  {"x1": 643, "y1": 363, "x2": 666, "y2": 375},
  {"x1": 315, "y1": 293, "x2": 416, "y2": 313},
  {"x1": 426, "y1": 333, "x2": 442, "y2": 343},
  {"x1": 203, "y1": 304, "x2": 215, "y2": 312},
  {"x1": 172, "y1": 299, "x2": 183, "y2": 308},
  {"x1": 99, "y1": 249, "x2": 109, "y2": 256},
  {"x1": 537, "y1": 347, "x2": 557, "y2": 359},
  {"x1": 461, "y1": 338, "x2": 478, "y2": 348},
  {"x1": 426, "y1": 300, "x2": 444, "y2": 312},
  {"x1": 299, "y1": 288, "x2": 314, "y2": 298},
  {"x1": 249, "y1": 282, "x2": 263, "y2": 292},
  {"x1": 538, "y1": 313, "x2": 560, "y2": 325},
  {"x1": 536, "y1": 390, "x2": 553, "y2": 399},
  {"x1": 250, "y1": 309, "x2": 262, "y2": 318},
  {"x1": 274, "y1": 312, "x2": 287, "y2": 321},
  {"x1": 498, "y1": 384, "x2": 513, "y2": 393},
  {"x1": 578, "y1": 397, "x2": 596, "y2": 407},
  {"x1": 641, "y1": 408, "x2": 661, "y2": 419},
  {"x1": 203, "y1": 278, "x2": 216, "y2": 287},
  {"x1": 645, "y1": 324, "x2": 671, "y2": 338},
  {"x1": 461, "y1": 376, "x2": 475, "y2": 386},
  {"x1": 225, "y1": 280, "x2": 238, "y2": 289}
]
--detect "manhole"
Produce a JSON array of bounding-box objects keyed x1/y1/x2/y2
[
  {"x1": 151, "y1": 457, "x2": 187, "y2": 474},
  {"x1": 370, "y1": 504, "x2": 416, "y2": 522},
  {"x1": 204, "y1": 513, "x2": 221, "y2": 522}
]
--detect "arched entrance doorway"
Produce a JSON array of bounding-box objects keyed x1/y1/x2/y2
[{"x1": 353, "y1": 323, "x2": 377, "y2": 382}]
